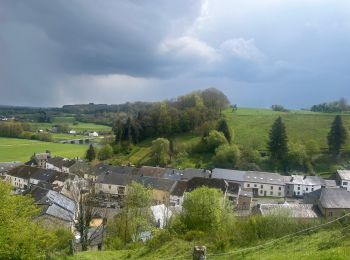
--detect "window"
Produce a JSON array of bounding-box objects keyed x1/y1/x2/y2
[
  {"x1": 343, "y1": 182, "x2": 348, "y2": 186},
  {"x1": 328, "y1": 211, "x2": 333, "y2": 217},
  {"x1": 261, "y1": 185, "x2": 263, "y2": 188},
  {"x1": 254, "y1": 184, "x2": 257, "y2": 187},
  {"x1": 297, "y1": 192, "x2": 300, "y2": 195},
  {"x1": 260, "y1": 190, "x2": 263, "y2": 194},
  {"x1": 298, "y1": 187, "x2": 300, "y2": 190},
  {"x1": 108, "y1": 185, "x2": 111, "y2": 190},
  {"x1": 311, "y1": 188, "x2": 314, "y2": 191},
  {"x1": 270, "y1": 191, "x2": 273, "y2": 195},
  {"x1": 278, "y1": 192, "x2": 281, "y2": 196},
  {"x1": 270, "y1": 186, "x2": 273, "y2": 190},
  {"x1": 247, "y1": 184, "x2": 250, "y2": 188},
  {"x1": 278, "y1": 187, "x2": 282, "y2": 191},
  {"x1": 306, "y1": 188, "x2": 308, "y2": 191}
]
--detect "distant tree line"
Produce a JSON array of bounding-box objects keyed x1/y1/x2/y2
[
  {"x1": 0, "y1": 122, "x2": 53, "y2": 142},
  {"x1": 271, "y1": 105, "x2": 289, "y2": 112},
  {"x1": 311, "y1": 98, "x2": 349, "y2": 113}
]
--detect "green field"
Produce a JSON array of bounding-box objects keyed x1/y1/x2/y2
[
  {"x1": 71, "y1": 226, "x2": 350, "y2": 259},
  {"x1": 30, "y1": 121, "x2": 112, "y2": 133},
  {"x1": 0, "y1": 137, "x2": 87, "y2": 162},
  {"x1": 226, "y1": 108, "x2": 350, "y2": 151}
]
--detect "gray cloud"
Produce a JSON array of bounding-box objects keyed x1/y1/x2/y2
[{"x1": 1, "y1": 0, "x2": 350, "y2": 108}]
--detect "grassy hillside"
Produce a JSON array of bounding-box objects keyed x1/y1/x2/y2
[
  {"x1": 226, "y1": 108, "x2": 350, "y2": 151},
  {"x1": 71, "y1": 226, "x2": 350, "y2": 260},
  {"x1": 109, "y1": 108, "x2": 350, "y2": 171},
  {"x1": 0, "y1": 137, "x2": 87, "y2": 162}
]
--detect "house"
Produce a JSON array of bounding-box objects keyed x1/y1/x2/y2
[
  {"x1": 169, "y1": 180, "x2": 187, "y2": 206},
  {"x1": 284, "y1": 175, "x2": 327, "y2": 197},
  {"x1": 163, "y1": 168, "x2": 210, "y2": 181},
  {"x1": 186, "y1": 177, "x2": 241, "y2": 204},
  {"x1": 95, "y1": 167, "x2": 137, "y2": 197},
  {"x1": 135, "y1": 176, "x2": 177, "y2": 205},
  {"x1": 69, "y1": 130, "x2": 77, "y2": 135},
  {"x1": 304, "y1": 188, "x2": 350, "y2": 219},
  {"x1": 212, "y1": 169, "x2": 285, "y2": 198},
  {"x1": 46, "y1": 157, "x2": 78, "y2": 173},
  {"x1": 335, "y1": 170, "x2": 350, "y2": 191},
  {"x1": 25, "y1": 152, "x2": 51, "y2": 168},
  {"x1": 5, "y1": 166, "x2": 33, "y2": 189},
  {"x1": 151, "y1": 204, "x2": 174, "y2": 228},
  {"x1": 29, "y1": 186, "x2": 78, "y2": 230},
  {"x1": 255, "y1": 202, "x2": 319, "y2": 219},
  {"x1": 89, "y1": 131, "x2": 99, "y2": 137}
]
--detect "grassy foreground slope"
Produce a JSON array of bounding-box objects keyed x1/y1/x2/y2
[
  {"x1": 71, "y1": 227, "x2": 350, "y2": 260},
  {"x1": 0, "y1": 137, "x2": 87, "y2": 162}
]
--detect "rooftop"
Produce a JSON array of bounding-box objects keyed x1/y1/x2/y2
[
  {"x1": 259, "y1": 202, "x2": 318, "y2": 218},
  {"x1": 337, "y1": 170, "x2": 350, "y2": 181},
  {"x1": 286, "y1": 175, "x2": 326, "y2": 186},
  {"x1": 47, "y1": 157, "x2": 76, "y2": 168},
  {"x1": 319, "y1": 188, "x2": 350, "y2": 209}
]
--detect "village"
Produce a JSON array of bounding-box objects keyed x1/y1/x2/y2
[{"x1": 1, "y1": 150, "x2": 350, "y2": 252}]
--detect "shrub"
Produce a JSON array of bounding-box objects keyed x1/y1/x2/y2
[{"x1": 213, "y1": 144, "x2": 240, "y2": 168}]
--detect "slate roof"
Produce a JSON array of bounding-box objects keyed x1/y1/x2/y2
[
  {"x1": 319, "y1": 188, "x2": 350, "y2": 209},
  {"x1": 258, "y1": 203, "x2": 318, "y2": 218},
  {"x1": 212, "y1": 169, "x2": 245, "y2": 182},
  {"x1": 25, "y1": 182, "x2": 54, "y2": 202},
  {"x1": 163, "y1": 168, "x2": 210, "y2": 181},
  {"x1": 138, "y1": 166, "x2": 167, "y2": 178},
  {"x1": 96, "y1": 171, "x2": 135, "y2": 186},
  {"x1": 93, "y1": 163, "x2": 137, "y2": 177},
  {"x1": 170, "y1": 180, "x2": 188, "y2": 196},
  {"x1": 136, "y1": 176, "x2": 176, "y2": 192},
  {"x1": 7, "y1": 165, "x2": 41, "y2": 179},
  {"x1": 37, "y1": 190, "x2": 76, "y2": 222},
  {"x1": 47, "y1": 157, "x2": 76, "y2": 168},
  {"x1": 0, "y1": 162, "x2": 23, "y2": 173},
  {"x1": 186, "y1": 177, "x2": 228, "y2": 193},
  {"x1": 30, "y1": 168, "x2": 62, "y2": 182},
  {"x1": 163, "y1": 168, "x2": 185, "y2": 180},
  {"x1": 244, "y1": 171, "x2": 285, "y2": 186},
  {"x1": 337, "y1": 170, "x2": 350, "y2": 181},
  {"x1": 286, "y1": 175, "x2": 326, "y2": 186}
]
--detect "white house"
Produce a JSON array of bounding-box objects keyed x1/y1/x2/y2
[
  {"x1": 212, "y1": 169, "x2": 285, "y2": 198},
  {"x1": 336, "y1": 170, "x2": 350, "y2": 191},
  {"x1": 285, "y1": 175, "x2": 326, "y2": 197},
  {"x1": 69, "y1": 130, "x2": 77, "y2": 135},
  {"x1": 89, "y1": 131, "x2": 99, "y2": 137}
]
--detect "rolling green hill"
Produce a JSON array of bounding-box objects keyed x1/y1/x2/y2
[
  {"x1": 226, "y1": 108, "x2": 350, "y2": 151},
  {"x1": 109, "y1": 108, "x2": 350, "y2": 172},
  {"x1": 71, "y1": 226, "x2": 350, "y2": 260}
]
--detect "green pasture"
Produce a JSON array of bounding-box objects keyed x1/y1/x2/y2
[{"x1": 0, "y1": 137, "x2": 87, "y2": 162}]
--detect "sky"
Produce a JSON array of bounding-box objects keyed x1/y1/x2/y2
[{"x1": 1, "y1": 0, "x2": 350, "y2": 108}]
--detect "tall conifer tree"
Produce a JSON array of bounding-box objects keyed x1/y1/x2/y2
[
  {"x1": 268, "y1": 116, "x2": 288, "y2": 162},
  {"x1": 327, "y1": 115, "x2": 347, "y2": 155}
]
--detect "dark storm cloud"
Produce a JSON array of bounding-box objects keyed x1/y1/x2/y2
[{"x1": 1, "y1": 0, "x2": 350, "y2": 107}]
